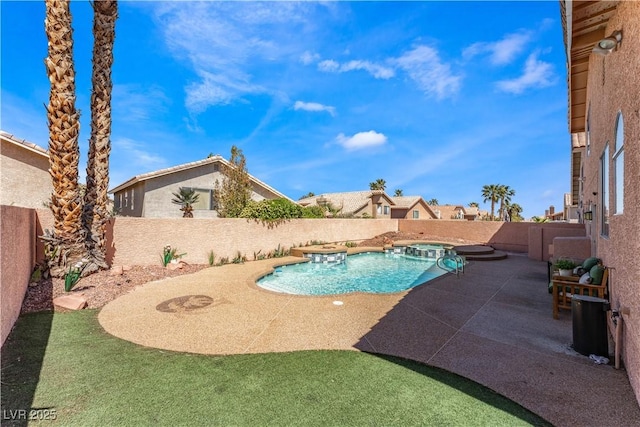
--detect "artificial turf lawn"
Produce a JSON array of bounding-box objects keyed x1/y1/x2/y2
[{"x1": 1, "y1": 310, "x2": 550, "y2": 426}]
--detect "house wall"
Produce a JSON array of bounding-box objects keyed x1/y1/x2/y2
[
  {"x1": 391, "y1": 203, "x2": 432, "y2": 220},
  {"x1": 115, "y1": 163, "x2": 285, "y2": 218},
  {"x1": 0, "y1": 206, "x2": 37, "y2": 346},
  {"x1": 0, "y1": 139, "x2": 51, "y2": 209},
  {"x1": 582, "y1": 0, "x2": 640, "y2": 402}
]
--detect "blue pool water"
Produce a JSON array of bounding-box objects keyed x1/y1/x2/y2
[{"x1": 257, "y1": 252, "x2": 456, "y2": 295}]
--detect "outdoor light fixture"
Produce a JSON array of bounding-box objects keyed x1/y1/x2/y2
[
  {"x1": 583, "y1": 211, "x2": 593, "y2": 221},
  {"x1": 593, "y1": 30, "x2": 623, "y2": 56}
]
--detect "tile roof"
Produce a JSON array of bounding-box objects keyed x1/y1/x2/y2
[
  {"x1": 0, "y1": 130, "x2": 49, "y2": 157},
  {"x1": 390, "y1": 196, "x2": 422, "y2": 208},
  {"x1": 109, "y1": 155, "x2": 292, "y2": 201},
  {"x1": 298, "y1": 190, "x2": 394, "y2": 215}
]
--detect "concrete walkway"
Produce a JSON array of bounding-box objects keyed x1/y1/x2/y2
[{"x1": 98, "y1": 252, "x2": 640, "y2": 427}]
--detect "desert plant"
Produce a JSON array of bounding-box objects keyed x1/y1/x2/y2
[
  {"x1": 171, "y1": 188, "x2": 200, "y2": 218},
  {"x1": 554, "y1": 258, "x2": 577, "y2": 270},
  {"x1": 64, "y1": 260, "x2": 86, "y2": 292},
  {"x1": 162, "y1": 245, "x2": 186, "y2": 267},
  {"x1": 208, "y1": 250, "x2": 215, "y2": 266},
  {"x1": 345, "y1": 241, "x2": 358, "y2": 248},
  {"x1": 232, "y1": 251, "x2": 246, "y2": 264}
]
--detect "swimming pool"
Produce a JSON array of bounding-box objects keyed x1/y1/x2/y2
[{"x1": 257, "y1": 252, "x2": 459, "y2": 295}]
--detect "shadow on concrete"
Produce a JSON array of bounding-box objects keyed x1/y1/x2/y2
[{"x1": 353, "y1": 254, "x2": 640, "y2": 426}]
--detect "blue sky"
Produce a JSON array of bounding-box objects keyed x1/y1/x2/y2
[{"x1": 1, "y1": 1, "x2": 569, "y2": 218}]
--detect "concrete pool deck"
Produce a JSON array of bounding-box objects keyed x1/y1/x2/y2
[{"x1": 98, "y1": 251, "x2": 640, "y2": 426}]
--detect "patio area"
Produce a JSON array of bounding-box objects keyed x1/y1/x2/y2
[{"x1": 99, "y1": 251, "x2": 640, "y2": 426}]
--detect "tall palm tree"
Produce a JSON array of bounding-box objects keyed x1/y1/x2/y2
[
  {"x1": 369, "y1": 179, "x2": 386, "y2": 191},
  {"x1": 506, "y1": 202, "x2": 523, "y2": 222},
  {"x1": 481, "y1": 184, "x2": 500, "y2": 220},
  {"x1": 83, "y1": 0, "x2": 118, "y2": 273},
  {"x1": 172, "y1": 188, "x2": 200, "y2": 218},
  {"x1": 43, "y1": 0, "x2": 85, "y2": 277},
  {"x1": 468, "y1": 201, "x2": 479, "y2": 208},
  {"x1": 427, "y1": 198, "x2": 439, "y2": 206},
  {"x1": 394, "y1": 189, "x2": 403, "y2": 196},
  {"x1": 497, "y1": 185, "x2": 515, "y2": 221}
]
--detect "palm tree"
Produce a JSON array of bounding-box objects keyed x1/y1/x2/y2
[
  {"x1": 481, "y1": 184, "x2": 500, "y2": 220},
  {"x1": 497, "y1": 185, "x2": 515, "y2": 221},
  {"x1": 43, "y1": 0, "x2": 85, "y2": 277},
  {"x1": 394, "y1": 189, "x2": 403, "y2": 196},
  {"x1": 172, "y1": 188, "x2": 200, "y2": 218},
  {"x1": 369, "y1": 179, "x2": 386, "y2": 191},
  {"x1": 427, "y1": 198, "x2": 439, "y2": 206},
  {"x1": 83, "y1": 0, "x2": 118, "y2": 274},
  {"x1": 468, "y1": 201, "x2": 479, "y2": 208},
  {"x1": 506, "y1": 203, "x2": 523, "y2": 222},
  {"x1": 299, "y1": 192, "x2": 315, "y2": 200}
]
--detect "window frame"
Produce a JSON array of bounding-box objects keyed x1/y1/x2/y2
[
  {"x1": 600, "y1": 143, "x2": 609, "y2": 237},
  {"x1": 613, "y1": 112, "x2": 624, "y2": 215}
]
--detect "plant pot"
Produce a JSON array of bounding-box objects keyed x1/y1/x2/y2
[{"x1": 559, "y1": 269, "x2": 573, "y2": 277}]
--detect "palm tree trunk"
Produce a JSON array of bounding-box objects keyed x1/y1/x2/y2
[
  {"x1": 44, "y1": 0, "x2": 85, "y2": 277},
  {"x1": 83, "y1": 0, "x2": 118, "y2": 274}
]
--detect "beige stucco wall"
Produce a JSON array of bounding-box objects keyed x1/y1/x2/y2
[
  {"x1": 581, "y1": 1, "x2": 640, "y2": 403},
  {"x1": 108, "y1": 218, "x2": 399, "y2": 266},
  {"x1": 1, "y1": 206, "x2": 37, "y2": 346},
  {"x1": 527, "y1": 224, "x2": 587, "y2": 261},
  {"x1": 0, "y1": 139, "x2": 52, "y2": 209}
]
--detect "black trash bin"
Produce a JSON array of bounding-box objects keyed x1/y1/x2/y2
[{"x1": 572, "y1": 295, "x2": 609, "y2": 357}]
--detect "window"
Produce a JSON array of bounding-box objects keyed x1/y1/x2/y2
[
  {"x1": 600, "y1": 144, "x2": 609, "y2": 237},
  {"x1": 124, "y1": 191, "x2": 128, "y2": 208},
  {"x1": 412, "y1": 210, "x2": 419, "y2": 219},
  {"x1": 377, "y1": 204, "x2": 382, "y2": 214},
  {"x1": 613, "y1": 113, "x2": 624, "y2": 214},
  {"x1": 383, "y1": 205, "x2": 389, "y2": 215},
  {"x1": 131, "y1": 189, "x2": 134, "y2": 210},
  {"x1": 187, "y1": 188, "x2": 214, "y2": 210}
]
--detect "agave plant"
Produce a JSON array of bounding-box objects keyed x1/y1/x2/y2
[{"x1": 171, "y1": 188, "x2": 200, "y2": 218}]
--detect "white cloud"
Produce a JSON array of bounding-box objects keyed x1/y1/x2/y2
[
  {"x1": 300, "y1": 51, "x2": 320, "y2": 65},
  {"x1": 496, "y1": 51, "x2": 556, "y2": 94},
  {"x1": 463, "y1": 31, "x2": 531, "y2": 65},
  {"x1": 317, "y1": 59, "x2": 395, "y2": 79},
  {"x1": 112, "y1": 137, "x2": 168, "y2": 172},
  {"x1": 152, "y1": 2, "x2": 316, "y2": 113},
  {"x1": 294, "y1": 101, "x2": 336, "y2": 116},
  {"x1": 395, "y1": 45, "x2": 462, "y2": 99},
  {"x1": 336, "y1": 130, "x2": 387, "y2": 150},
  {"x1": 113, "y1": 84, "x2": 170, "y2": 121}
]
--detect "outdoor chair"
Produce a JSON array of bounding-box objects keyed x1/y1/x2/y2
[{"x1": 552, "y1": 266, "x2": 608, "y2": 319}]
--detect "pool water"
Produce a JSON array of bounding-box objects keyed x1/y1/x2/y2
[{"x1": 257, "y1": 252, "x2": 456, "y2": 295}]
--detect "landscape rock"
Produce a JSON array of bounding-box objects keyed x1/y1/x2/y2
[
  {"x1": 110, "y1": 266, "x2": 124, "y2": 276},
  {"x1": 53, "y1": 294, "x2": 88, "y2": 311}
]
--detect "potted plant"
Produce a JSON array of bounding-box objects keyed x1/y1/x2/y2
[{"x1": 554, "y1": 258, "x2": 577, "y2": 276}]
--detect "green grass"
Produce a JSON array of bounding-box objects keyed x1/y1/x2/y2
[{"x1": 1, "y1": 311, "x2": 550, "y2": 426}]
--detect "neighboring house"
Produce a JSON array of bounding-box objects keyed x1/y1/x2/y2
[
  {"x1": 0, "y1": 130, "x2": 52, "y2": 208},
  {"x1": 431, "y1": 204, "x2": 480, "y2": 221},
  {"x1": 298, "y1": 190, "x2": 396, "y2": 218},
  {"x1": 544, "y1": 205, "x2": 565, "y2": 222},
  {"x1": 389, "y1": 196, "x2": 437, "y2": 220},
  {"x1": 562, "y1": 1, "x2": 640, "y2": 402},
  {"x1": 109, "y1": 156, "x2": 291, "y2": 218}
]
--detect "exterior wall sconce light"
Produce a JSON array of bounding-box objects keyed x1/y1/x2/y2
[
  {"x1": 583, "y1": 211, "x2": 593, "y2": 221},
  {"x1": 593, "y1": 30, "x2": 623, "y2": 56}
]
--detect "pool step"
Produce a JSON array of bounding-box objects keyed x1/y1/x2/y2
[{"x1": 452, "y1": 245, "x2": 508, "y2": 261}]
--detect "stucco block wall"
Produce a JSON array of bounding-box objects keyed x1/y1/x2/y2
[
  {"x1": 527, "y1": 224, "x2": 586, "y2": 261},
  {"x1": 399, "y1": 220, "x2": 534, "y2": 253},
  {"x1": 0, "y1": 139, "x2": 52, "y2": 209},
  {"x1": 1, "y1": 206, "x2": 37, "y2": 346},
  {"x1": 108, "y1": 218, "x2": 398, "y2": 266},
  {"x1": 583, "y1": 1, "x2": 640, "y2": 403},
  {"x1": 550, "y1": 236, "x2": 591, "y2": 262}
]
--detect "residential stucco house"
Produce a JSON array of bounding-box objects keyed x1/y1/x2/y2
[
  {"x1": 298, "y1": 190, "x2": 397, "y2": 218},
  {"x1": 0, "y1": 130, "x2": 52, "y2": 209},
  {"x1": 109, "y1": 155, "x2": 291, "y2": 218},
  {"x1": 562, "y1": 0, "x2": 640, "y2": 403},
  {"x1": 389, "y1": 196, "x2": 437, "y2": 220},
  {"x1": 430, "y1": 204, "x2": 480, "y2": 221}
]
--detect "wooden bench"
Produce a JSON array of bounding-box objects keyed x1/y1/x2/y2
[{"x1": 552, "y1": 268, "x2": 609, "y2": 319}]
